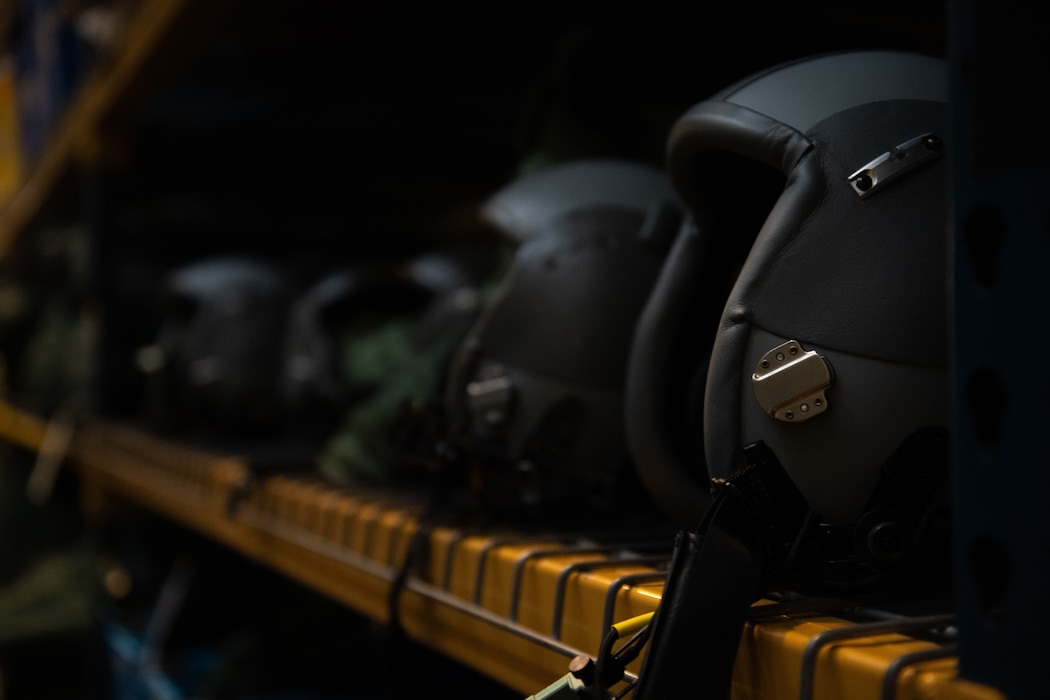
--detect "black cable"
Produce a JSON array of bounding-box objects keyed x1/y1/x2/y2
[
  {"x1": 592, "y1": 621, "x2": 652, "y2": 700},
  {"x1": 612, "y1": 625, "x2": 651, "y2": 669},
  {"x1": 593, "y1": 627, "x2": 618, "y2": 700},
  {"x1": 380, "y1": 479, "x2": 451, "y2": 700},
  {"x1": 380, "y1": 436, "x2": 481, "y2": 699}
]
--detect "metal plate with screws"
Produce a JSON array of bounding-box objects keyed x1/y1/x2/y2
[{"x1": 752, "y1": 340, "x2": 833, "y2": 422}]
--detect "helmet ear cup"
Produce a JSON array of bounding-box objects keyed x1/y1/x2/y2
[
  {"x1": 853, "y1": 509, "x2": 915, "y2": 569},
  {"x1": 851, "y1": 426, "x2": 953, "y2": 575}
]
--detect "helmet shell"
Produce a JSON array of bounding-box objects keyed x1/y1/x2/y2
[
  {"x1": 447, "y1": 159, "x2": 684, "y2": 511},
  {"x1": 631, "y1": 51, "x2": 951, "y2": 527},
  {"x1": 149, "y1": 256, "x2": 293, "y2": 438}
]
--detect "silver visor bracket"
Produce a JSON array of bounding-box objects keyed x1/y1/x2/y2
[
  {"x1": 752, "y1": 340, "x2": 833, "y2": 422},
  {"x1": 467, "y1": 363, "x2": 516, "y2": 427},
  {"x1": 847, "y1": 132, "x2": 943, "y2": 199}
]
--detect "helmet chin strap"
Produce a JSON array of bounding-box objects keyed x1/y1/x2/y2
[
  {"x1": 625, "y1": 219, "x2": 718, "y2": 527},
  {"x1": 632, "y1": 441, "x2": 810, "y2": 700}
]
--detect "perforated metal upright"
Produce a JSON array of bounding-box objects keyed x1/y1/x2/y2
[{"x1": 950, "y1": 2, "x2": 1050, "y2": 697}]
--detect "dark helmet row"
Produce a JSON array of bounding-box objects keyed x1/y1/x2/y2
[
  {"x1": 138, "y1": 241, "x2": 506, "y2": 463},
  {"x1": 438, "y1": 48, "x2": 953, "y2": 558},
  {"x1": 142, "y1": 49, "x2": 954, "y2": 599},
  {"x1": 135, "y1": 47, "x2": 954, "y2": 699}
]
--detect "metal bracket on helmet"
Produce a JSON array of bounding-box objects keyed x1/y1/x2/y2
[
  {"x1": 847, "y1": 132, "x2": 944, "y2": 199},
  {"x1": 466, "y1": 362, "x2": 516, "y2": 427},
  {"x1": 751, "y1": 341, "x2": 833, "y2": 422}
]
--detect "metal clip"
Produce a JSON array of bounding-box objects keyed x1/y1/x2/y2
[
  {"x1": 752, "y1": 341, "x2": 833, "y2": 423},
  {"x1": 466, "y1": 363, "x2": 515, "y2": 426},
  {"x1": 847, "y1": 132, "x2": 944, "y2": 199}
]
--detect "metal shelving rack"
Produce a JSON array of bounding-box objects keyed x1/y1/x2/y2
[
  {"x1": 0, "y1": 400, "x2": 1007, "y2": 699},
  {"x1": 949, "y1": 1, "x2": 1050, "y2": 697}
]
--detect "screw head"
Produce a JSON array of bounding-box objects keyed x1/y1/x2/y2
[
  {"x1": 568, "y1": 655, "x2": 596, "y2": 683},
  {"x1": 867, "y1": 521, "x2": 908, "y2": 562}
]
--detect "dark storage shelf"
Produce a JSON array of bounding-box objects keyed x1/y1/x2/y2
[{"x1": 0, "y1": 399, "x2": 1006, "y2": 699}]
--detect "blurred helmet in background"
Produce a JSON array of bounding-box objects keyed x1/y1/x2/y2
[
  {"x1": 311, "y1": 240, "x2": 510, "y2": 487},
  {"x1": 143, "y1": 256, "x2": 293, "y2": 440},
  {"x1": 444, "y1": 159, "x2": 685, "y2": 521}
]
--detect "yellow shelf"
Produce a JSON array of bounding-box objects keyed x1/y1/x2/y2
[
  {"x1": 0, "y1": 399, "x2": 1008, "y2": 699},
  {"x1": 0, "y1": 0, "x2": 241, "y2": 260}
]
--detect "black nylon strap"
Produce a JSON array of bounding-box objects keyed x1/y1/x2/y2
[
  {"x1": 631, "y1": 493, "x2": 766, "y2": 699},
  {"x1": 632, "y1": 443, "x2": 810, "y2": 699}
]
